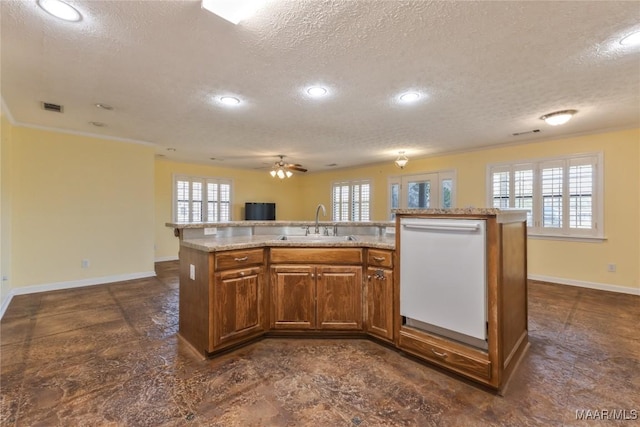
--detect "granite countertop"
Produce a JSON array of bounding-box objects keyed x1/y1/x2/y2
[
  {"x1": 392, "y1": 208, "x2": 527, "y2": 215},
  {"x1": 181, "y1": 234, "x2": 396, "y2": 252},
  {"x1": 167, "y1": 220, "x2": 394, "y2": 229}
]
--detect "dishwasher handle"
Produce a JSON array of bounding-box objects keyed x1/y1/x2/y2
[{"x1": 402, "y1": 222, "x2": 481, "y2": 232}]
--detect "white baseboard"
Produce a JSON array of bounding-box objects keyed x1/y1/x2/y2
[
  {"x1": 0, "y1": 270, "x2": 156, "y2": 319},
  {"x1": 154, "y1": 256, "x2": 179, "y2": 262},
  {"x1": 528, "y1": 274, "x2": 640, "y2": 296}
]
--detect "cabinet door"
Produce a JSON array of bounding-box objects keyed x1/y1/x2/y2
[
  {"x1": 366, "y1": 267, "x2": 394, "y2": 340},
  {"x1": 316, "y1": 266, "x2": 363, "y2": 330},
  {"x1": 214, "y1": 266, "x2": 264, "y2": 347},
  {"x1": 270, "y1": 265, "x2": 315, "y2": 330}
]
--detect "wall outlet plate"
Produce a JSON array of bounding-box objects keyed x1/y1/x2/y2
[{"x1": 204, "y1": 227, "x2": 217, "y2": 236}]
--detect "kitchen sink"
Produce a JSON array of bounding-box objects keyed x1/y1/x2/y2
[{"x1": 276, "y1": 235, "x2": 358, "y2": 242}]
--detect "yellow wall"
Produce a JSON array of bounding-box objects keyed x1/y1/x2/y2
[
  {"x1": 299, "y1": 129, "x2": 640, "y2": 291},
  {"x1": 154, "y1": 158, "x2": 306, "y2": 260},
  {"x1": 10, "y1": 127, "x2": 156, "y2": 287},
  {"x1": 0, "y1": 114, "x2": 12, "y2": 300}
]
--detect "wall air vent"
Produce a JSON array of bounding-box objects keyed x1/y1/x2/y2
[
  {"x1": 41, "y1": 102, "x2": 63, "y2": 113},
  {"x1": 512, "y1": 129, "x2": 540, "y2": 136}
]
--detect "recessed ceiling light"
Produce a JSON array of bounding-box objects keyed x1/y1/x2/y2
[
  {"x1": 95, "y1": 103, "x2": 113, "y2": 110},
  {"x1": 620, "y1": 30, "x2": 640, "y2": 46},
  {"x1": 219, "y1": 96, "x2": 241, "y2": 105},
  {"x1": 398, "y1": 92, "x2": 421, "y2": 103},
  {"x1": 306, "y1": 86, "x2": 328, "y2": 97},
  {"x1": 89, "y1": 121, "x2": 105, "y2": 127},
  {"x1": 37, "y1": 0, "x2": 82, "y2": 22}
]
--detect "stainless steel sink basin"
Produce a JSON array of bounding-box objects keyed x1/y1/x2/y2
[{"x1": 276, "y1": 235, "x2": 358, "y2": 242}]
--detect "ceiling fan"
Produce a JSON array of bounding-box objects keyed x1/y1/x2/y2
[{"x1": 270, "y1": 155, "x2": 307, "y2": 179}]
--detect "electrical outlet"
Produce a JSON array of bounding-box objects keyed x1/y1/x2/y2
[
  {"x1": 607, "y1": 263, "x2": 616, "y2": 272},
  {"x1": 81, "y1": 259, "x2": 90, "y2": 268},
  {"x1": 189, "y1": 264, "x2": 196, "y2": 280},
  {"x1": 204, "y1": 227, "x2": 217, "y2": 236}
]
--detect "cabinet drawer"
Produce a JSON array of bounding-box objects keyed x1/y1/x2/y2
[
  {"x1": 368, "y1": 249, "x2": 393, "y2": 268},
  {"x1": 270, "y1": 248, "x2": 362, "y2": 264},
  {"x1": 398, "y1": 328, "x2": 491, "y2": 381},
  {"x1": 215, "y1": 249, "x2": 264, "y2": 270}
]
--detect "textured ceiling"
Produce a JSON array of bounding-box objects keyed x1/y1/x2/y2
[{"x1": 2, "y1": 0, "x2": 639, "y2": 172}]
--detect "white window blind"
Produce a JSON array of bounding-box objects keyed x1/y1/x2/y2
[
  {"x1": 487, "y1": 153, "x2": 602, "y2": 239},
  {"x1": 174, "y1": 175, "x2": 232, "y2": 222},
  {"x1": 332, "y1": 180, "x2": 371, "y2": 221}
]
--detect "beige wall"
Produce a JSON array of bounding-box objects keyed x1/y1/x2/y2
[
  {"x1": 9, "y1": 126, "x2": 156, "y2": 287},
  {"x1": 299, "y1": 129, "x2": 640, "y2": 291},
  {"x1": 1, "y1": 114, "x2": 12, "y2": 301},
  {"x1": 154, "y1": 159, "x2": 306, "y2": 260}
]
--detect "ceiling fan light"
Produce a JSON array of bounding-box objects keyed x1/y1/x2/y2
[
  {"x1": 270, "y1": 170, "x2": 276, "y2": 177},
  {"x1": 285, "y1": 170, "x2": 293, "y2": 178},
  {"x1": 540, "y1": 109, "x2": 577, "y2": 126},
  {"x1": 201, "y1": 0, "x2": 266, "y2": 25},
  {"x1": 276, "y1": 169, "x2": 285, "y2": 179}
]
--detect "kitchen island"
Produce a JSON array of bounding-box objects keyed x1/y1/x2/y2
[{"x1": 170, "y1": 210, "x2": 528, "y2": 392}]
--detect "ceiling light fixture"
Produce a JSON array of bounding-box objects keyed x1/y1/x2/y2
[
  {"x1": 395, "y1": 151, "x2": 409, "y2": 169},
  {"x1": 620, "y1": 30, "x2": 640, "y2": 46},
  {"x1": 201, "y1": 0, "x2": 266, "y2": 25},
  {"x1": 37, "y1": 0, "x2": 82, "y2": 22},
  {"x1": 306, "y1": 86, "x2": 328, "y2": 97},
  {"x1": 270, "y1": 156, "x2": 294, "y2": 179},
  {"x1": 398, "y1": 92, "x2": 420, "y2": 103},
  {"x1": 219, "y1": 96, "x2": 241, "y2": 105},
  {"x1": 539, "y1": 109, "x2": 577, "y2": 126}
]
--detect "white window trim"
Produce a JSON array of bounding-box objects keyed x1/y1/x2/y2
[
  {"x1": 331, "y1": 178, "x2": 372, "y2": 222},
  {"x1": 388, "y1": 169, "x2": 457, "y2": 219},
  {"x1": 486, "y1": 152, "x2": 604, "y2": 241},
  {"x1": 173, "y1": 174, "x2": 233, "y2": 223}
]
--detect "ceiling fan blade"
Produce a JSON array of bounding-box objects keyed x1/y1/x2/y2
[{"x1": 286, "y1": 165, "x2": 307, "y2": 172}]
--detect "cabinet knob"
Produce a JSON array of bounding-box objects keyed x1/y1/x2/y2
[{"x1": 240, "y1": 271, "x2": 245, "y2": 276}]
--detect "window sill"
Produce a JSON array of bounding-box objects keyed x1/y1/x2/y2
[{"x1": 528, "y1": 233, "x2": 607, "y2": 243}]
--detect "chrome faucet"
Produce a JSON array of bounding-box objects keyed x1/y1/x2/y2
[{"x1": 314, "y1": 204, "x2": 326, "y2": 234}]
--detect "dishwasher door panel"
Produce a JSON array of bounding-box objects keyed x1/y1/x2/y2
[{"x1": 400, "y1": 218, "x2": 487, "y2": 347}]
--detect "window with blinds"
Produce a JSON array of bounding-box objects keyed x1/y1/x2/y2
[
  {"x1": 487, "y1": 153, "x2": 602, "y2": 238},
  {"x1": 332, "y1": 180, "x2": 371, "y2": 221},
  {"x1": 174, "y1": 175, "x2": 232, "y2": 222}
]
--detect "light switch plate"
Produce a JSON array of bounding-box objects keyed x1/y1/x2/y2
[{"x1": 189, "y1": 264, "x2": 195, "y2": 280}]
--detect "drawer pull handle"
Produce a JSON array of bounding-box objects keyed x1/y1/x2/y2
[
  {"x1": 234, "y1": 256, "x2": 249, "y2": 262},
  {"x1": 431, "y1": 349, "x2": 448, "y2": 359},
  {"x1": 372, "y1": 256, "x2": 386, "y2": 262}
]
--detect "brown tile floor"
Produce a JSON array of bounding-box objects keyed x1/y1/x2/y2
[{"x1": 1, "y1": 261, "x2": 638, "y2": 426}]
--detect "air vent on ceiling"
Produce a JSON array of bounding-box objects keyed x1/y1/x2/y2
[
  {"x1": 41, "y1": 102, "x2": 63, "y2": 113},
  {"x1": 512, "y1": 129, "x2": 540, "y2": 136}
]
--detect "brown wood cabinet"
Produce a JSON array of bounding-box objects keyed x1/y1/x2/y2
[
  {"x1": 270, "y1": 248, "x2": 363, "y2": 331},
  {"x1": 365, "y1": 248, "x2": 394, "y2": 341},
  {"x1": 178, "y1": 247, "x2": 266, "y2": 355},
  {"x1": 270, "y1": 264, "x2": 363, "y2": 330}
]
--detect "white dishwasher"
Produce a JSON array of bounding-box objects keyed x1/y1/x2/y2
[{"x1": 400, "y1": 217, "x2": 488, "y2": 350}]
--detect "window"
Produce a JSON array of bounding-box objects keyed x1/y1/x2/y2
[
  {"x1": 174, "y1": 175, "x2": 232, "y2": 222},
  {"x1": 487, "y1": 153, "x2": 602, "y2": 238},
  {"x1": 389, "y1": 170, "x2": 456, "y2": 219},
  {"x1": 332, "y1": 180, "x2": 371, "y2": 221}
]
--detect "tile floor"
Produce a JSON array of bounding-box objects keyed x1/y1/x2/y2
[{"x1": 1, "y1": 261, "x2": 638, "y2": 426}]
